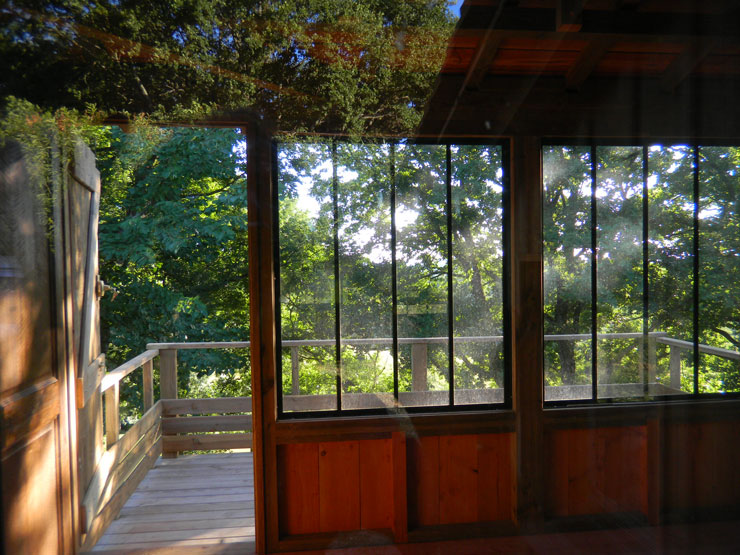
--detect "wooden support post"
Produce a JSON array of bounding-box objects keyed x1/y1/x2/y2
[
  {"x1": 669, "y1": 346, "x2": 682, "y2": 390},
  {"x1": 159, "y1": 349, "x2": 178, "y2": 458},
  {"x1": 511, "y1": 136, "x2": 544, "y2": 533},
  {"x1": 291, "y1": 346, "x2": 300, "y2": 395},
  {"x1": 246, "y1": 120, "x2": 278, "y2": 555},
  {"x1": 142, "y1": 359, "x2": 154, "y2": 411},
  {"x1": 411, "y1": 343, "x2": 428, "y2": 391},
  {"x1": 104, "y1": 382, "x2": 120, "y2": 448}
]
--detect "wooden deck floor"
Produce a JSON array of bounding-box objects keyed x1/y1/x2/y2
[{"x1": 90, "y1": 452, "x2": 255, "y2": 553}]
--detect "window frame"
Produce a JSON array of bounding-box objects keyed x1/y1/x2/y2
[
  {"x1": 542, "y1": 138, "x2": 740, "y2": 407},
  {"x1": 273, "y1": 137, "x2": 512, "y2": 419}
]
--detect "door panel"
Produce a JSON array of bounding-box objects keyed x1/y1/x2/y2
[{"x1": 1, "y1": 139, "x2": 77, "y2": 553}]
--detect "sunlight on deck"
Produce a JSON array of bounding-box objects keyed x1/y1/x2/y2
[{"x1": 90, "y1": 453, "x2": 255, "y2": 553}]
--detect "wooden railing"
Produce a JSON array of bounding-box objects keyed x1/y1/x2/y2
[
  {"x1": 81, "y1": 344, "x2": 253, "y2": 549},
  {"x1": 82, "y1": 350, "x2": 162, "y2": 551}
]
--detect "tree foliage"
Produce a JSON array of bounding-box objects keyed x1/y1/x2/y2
[
  {"x1": 90, "y1": 124, "x2": 251, "y2": 419},
  {"x1": 1, "y1": 0, "x2": 453, "y2": 135}
]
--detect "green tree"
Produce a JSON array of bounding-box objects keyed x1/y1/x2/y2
[
  {"x1": 92, "y1": 125, "x2": 251, "y2": 420},
  {"x1": 1, "y1": 0, "x2": 453, "y2": 135}
]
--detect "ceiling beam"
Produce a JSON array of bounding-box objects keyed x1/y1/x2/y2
[
  {"x1": 457, "y1": 7, "x2": 740, "y2": 39},
  {"x1": 661, "y1": 40, "x2": 717, "y2": 93},
  {"x1": 566, "y1": 38, "x2": 614, "y2": 91}
]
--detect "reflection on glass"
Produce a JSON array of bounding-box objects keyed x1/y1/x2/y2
[
  {"x1": 647, "y1": 145, "x2": 695, "y2": 395},
  {"x1": 452, "y1": 145, "x2": 505, "y2": 405},
  {"x1": 337, "y1": 142, "x2": 394, "y2": 410},
  {"x1": 699, "y1": 147, "x2": 740, "y2": 394},
  {"x1": 596, "y1": 146, "x2": 644, "y2": 399},
  {"x1": 395, "y1": 144, "x2": 449, "y2": 408},
  {"x1": 278, "y1": 142, "x2": 337, "y2": 412},
  {"x1": 543, "y1": 146, "x2": 592, "y2": 402}
]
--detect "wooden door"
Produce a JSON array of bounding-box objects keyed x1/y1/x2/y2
[
  {"x1": 0, "y1": 140, "x2": 78, "y2": 553},
  {"x1": 64, "y1": 140, "x2": 105, "y2": 524}
]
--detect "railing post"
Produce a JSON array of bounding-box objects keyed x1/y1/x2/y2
[
  {"x1": 104, "y1": 382, "x2": 120, "y2": 447},
  {"x1": 291, "y1": 346, "x2": 300, "y2": 395},
  {"x1": 143, "y1": 358, "x2": 154, "y2": 411},
  {"x1": 160, "y1": 349, "x2": 178, "y2": 400},
  {"x1": 648, "y1": 336, "x2": 657, "y2": 383},
  {"x1": 160, "y1": 348, "x2": 178, "y2": 458},
  {"x1": 411, "y1": 342, "x2": 428, "y2": 391},
  {"x1": 669, "y1": 345, "x2": 682, "y2": 390}
]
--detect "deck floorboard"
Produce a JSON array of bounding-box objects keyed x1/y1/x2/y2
[{"x1": 90, "y1": 452, "x2": 255, "y2": 553}]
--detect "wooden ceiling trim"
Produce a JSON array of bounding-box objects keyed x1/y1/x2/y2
[
  {"x1": 660, "y1": 40, "x2": 717, "y2": 93},
  {"x1": 695, "y1": 55, "x2": 740, "y2": 76},
  {"x1": 491, "y1": 49, "x2": 579, "y2": 74},
  {"x1": 566, "y1": 38, "x2": 615, "y2": 90},
  {"x1": 593, "y1": 51, "x2": 674, "y2": 75}
]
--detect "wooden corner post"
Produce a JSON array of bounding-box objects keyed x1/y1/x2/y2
[
  {"x1": 159, "y1": 349, "x2": 178, "y2": 458},
  {"x1": 511, "y1": 136, "x2": 545, "y2": 533},
  {"x1": 246, "y1": 120, "x2": 278, "y2": 555}
]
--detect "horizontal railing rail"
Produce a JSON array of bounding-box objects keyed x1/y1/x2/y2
[{"x1": 146, "y1": 331, "x2": 738, "y2": 400}]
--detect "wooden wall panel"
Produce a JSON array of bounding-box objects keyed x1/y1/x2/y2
[
  {"x1": 663, "y1": 421, "x2": 740, "y2": 513},
  {"x1": 407, "y1": 435, "x2": 440, "y2": 527},
  {"x1": 545, "y1": 429, "x2": 569, "y2": 517},
  {"x1": 359, "y1": 439, "x2": 394, "y2": 530},
  {"x1": 318, "y1": 441, "x2": 360, "y2": 532},
  {"x1": 278, "y1": 438, "x2": 396, "y2": 538},
  {"x1": 439, "y1": 435, "x2": 478, "y2": 524},
  {"x1": 407, "y1": 433, "x2": 515, "y2": 529},
  {"x1": 477, "y1": 432, "x2": 513, "y2": 522},
  {"x1": 277, "y1": 443, "x2": 319, "y2": 536},
  {"x1": 545, "y1": 426, "x2": 647, "y2": 518}
]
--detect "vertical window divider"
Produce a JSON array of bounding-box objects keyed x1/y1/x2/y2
[
  {"x1": 332, "y1": 140, "x2": 342, "y2": 411},
  {"x1": 590, "y1": 144, "x2": 598, "y2": 402},
  {"x1": 273, "y1": 140, "x2": 284, "y2": 415},
  {"x1": 642, "y1": 145, "x2": 650, "y2": 397},
  {"x1": 390, "y1": 141, "x2": 399, "y2": 404},
  {"x1": 693, "y1": 145, "x2": 700, "y2": 396},
  {"x1": 446, "y1": 144, "x2": 455, "y2": 406}
]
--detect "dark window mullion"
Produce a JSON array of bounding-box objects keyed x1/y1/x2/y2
[
  {"x1": 390, "y1": 142, "x2": 399, "y2": 404},
  {"x1": 693, "y1": 145, "x2": 700, "y2": 396},
  {"x1": 643, "y1": 145, "x2": 650, "y2": 397},
  {"x1": 332, "y1": 140, "x2": 342, "y2": 411},
  {"x1": 446, "y1": 144, "x2": 455, "y2": 407},
  {"x1": 591, "y1": 145, "x2": 598, "y2": 402}
]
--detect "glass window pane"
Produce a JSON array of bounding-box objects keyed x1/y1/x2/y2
[
  {"x1": 336, "y1": 142, "x2": 395, "y2": 410},
  {"x1": 647, "y1": 145, "x2": 695, "y2": 396},
  {"x1": 699, "y1": 147, "x2": 740, "y2": 393},
  {"x1": 452, "y1": 144, "x2": 505, "y2": 405},
  {"x1": 395, "y1": 143, "x2": 449, "y2": 408},
  {"x1": 278, "y1": 142, "x2": 337, "y2": 412},
  {"x1": 596, "y1": 146, "x2": 644, "y2": 399},
  {"x1": 543, "y1": 146, "x2": 593, "y2": 402}
]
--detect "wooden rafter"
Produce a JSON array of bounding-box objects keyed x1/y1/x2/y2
[
  {"x1": 661, "y1": 39, "x2": 717, "y2": 93},
  {"x1": 557, "y1": 0, "x2": 585, "y2": 33},
  {"x1": 565, "y1": 38, "x2": 615, "y2": 91},
  {"x1": 436, "y1": 0, "x2": 509, "y2": 138}
]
